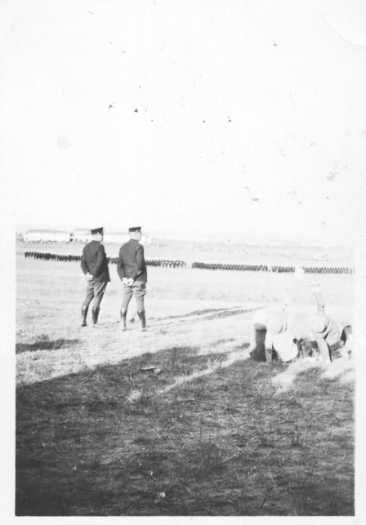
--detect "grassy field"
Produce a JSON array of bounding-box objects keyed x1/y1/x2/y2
[{"x1": 16, "y1": 243, "x2": 355, "y2": 516}]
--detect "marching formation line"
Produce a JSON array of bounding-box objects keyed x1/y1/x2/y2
[{"x1": 24, "y1": 251, "x2": 354, "y2": 274}]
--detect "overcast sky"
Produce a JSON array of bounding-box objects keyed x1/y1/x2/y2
[{"x1": 1, "y1": 0, "x2": 366, "y2": 243}]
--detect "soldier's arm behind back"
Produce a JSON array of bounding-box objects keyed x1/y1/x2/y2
[
  {"x1": 117, "y1": 247, "x2": 126, "y2": 280},
  {"x1": 92, "y1": 244, "x2": 106, "y2": 277},
  {"x1": 134, "y1": 244, "x2": 145, "y2": 279},
  {"x1": 81, "y1": 246, "x2": 88, "y2": 274}
]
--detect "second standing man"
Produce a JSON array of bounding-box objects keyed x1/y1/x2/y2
[{"x1": 117, "y1": 226, "x2": 147, "y2": 331}]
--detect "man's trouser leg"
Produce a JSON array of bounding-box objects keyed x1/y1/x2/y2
[
  {"x1": 81, "y1": 280, "x2": 94, "y2": 326},
  {"x1": 252, "y1": 323, "x2": 268, "y2": 362},
  {"x1": 315, "y1": 337, "x2": 331, "y2": 362},
  {"x1": 121, "y1": 284, "x2": 133, "y2": 329},
  {"x1": 134, "y1": 282, "x2": 146, "y2": 329},
  {"x1": 91, "y1": 281, "x2": 108, "y2": 325}
]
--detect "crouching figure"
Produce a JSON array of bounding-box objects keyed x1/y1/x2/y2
[{"x1": 249, "y1": 297, "x2": 352, "y2": 364}]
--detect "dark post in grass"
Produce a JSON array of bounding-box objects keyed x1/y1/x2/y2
[{"x1": 250, "y1": 323, "x2": 268, "y2": 362}]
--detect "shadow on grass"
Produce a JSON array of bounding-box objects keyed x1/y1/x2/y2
[
  {"x1": 16, "y1": 336, "x2": 81, "y2": 354},
  {"x1": 152, "y1": 306, "x2": 259, "y2": 324},
  {"x1": 16, "y1": 344, "x2": 354, "y2": 516},
  {"x1": 153, "y1": 307, "x2": 235, "y2": 321},
  {"x1": 204, "y1": 307, "x2": 257, "y2": 321}
]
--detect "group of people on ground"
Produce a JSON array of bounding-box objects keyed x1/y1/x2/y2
[
  {"x1": 80, "y1": 226, "x2": 147, "y2": 331},
  {"x1": 248, "y1": 290, "x2": 352, "y2": 363},
  {"x1": 79, "y1": 225, "x2": 352, "y2": 362}
]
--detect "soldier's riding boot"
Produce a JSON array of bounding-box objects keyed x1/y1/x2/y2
[
  {"x1": 81, "y1": 307, "x2": 88, "y2": 327},
  {"x1": 121, "y1": 311, "x2": 127, "y2": 331},
  {"x1": 137, "y1": 311, "x2": 147, "y2": 331},
  {"x1": 92, "y1": 307, "x2": 99, "y2": 326}
]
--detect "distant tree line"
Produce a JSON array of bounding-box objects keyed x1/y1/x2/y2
[{"x1": 23, "y1": 251, "x2": 354, "y2": 274}]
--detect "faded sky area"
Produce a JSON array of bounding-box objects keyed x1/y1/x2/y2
[{"x1": 1, "y1": 0, "x2": 366, "y2": 243}]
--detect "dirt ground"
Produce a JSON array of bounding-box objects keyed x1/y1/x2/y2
[{"x1": 16, "y1": 245, "x2": 354, "y2": 515}]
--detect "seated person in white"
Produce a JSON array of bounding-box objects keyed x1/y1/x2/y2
[{"x1": 249, "y1": 289, "x2": 351, "y2": 363}]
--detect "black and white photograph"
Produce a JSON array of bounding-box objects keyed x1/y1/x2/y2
[{"x1": 2, "y1": 0, "x2": 366, "y2": 518}]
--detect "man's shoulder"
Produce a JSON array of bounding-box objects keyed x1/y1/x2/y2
[
  {"x1": 85, "y1": 240, "x2": 103, "y2": 252},
  {"x1": 119, "y1": 241, "x2": 130, "y2": 255},
  {"x1": 122, "y1": 239, "x2": 141, "y2": 248}
]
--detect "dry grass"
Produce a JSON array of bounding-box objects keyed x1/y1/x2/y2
[
  {"x1": 16, "y1": 335, "x2": 81, "y2": 354},
  {"x1": 16, "y1": 248, "x2": 354, "y2": 516},
  {"x1": 16, "y1": 252, "x2": 353, "y2": 385},
  {"x1": 16, "y1": 347, "x2": 354, "y2": 516}
]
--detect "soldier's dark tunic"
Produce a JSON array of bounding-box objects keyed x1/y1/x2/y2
[
  {"x1": 117, "y1": 239, "x2": 147, "y2": 283},
  {"x1": 117, "y1": 239, "x2": 147, "y2": 321},
  {"x1": 81, "y1": 241, "x2": 110, "y2": 324}
]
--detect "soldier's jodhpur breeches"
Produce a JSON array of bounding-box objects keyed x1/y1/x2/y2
[{"x1": 81, "y1": 280, "x2": 108, "y2": 324}]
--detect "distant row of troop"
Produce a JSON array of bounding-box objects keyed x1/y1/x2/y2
[{"x1": 80, "y1": 226, "x2": 147, "y2": 331}]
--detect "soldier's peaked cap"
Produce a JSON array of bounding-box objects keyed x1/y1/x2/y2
[
  {"x1": 129, "y1": 226, "x2": 142, "y2": 232},
  {"x1": 90, "y1": 227, "x2": 104, "y2": 235}
]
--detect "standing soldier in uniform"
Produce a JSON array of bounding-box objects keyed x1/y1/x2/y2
[
  {"x1": 80, "y1": 227, "x2": 110, "y2": 327},
  {"x1": 117, "y1": 226, "x2": 147, "y2": 331}
]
